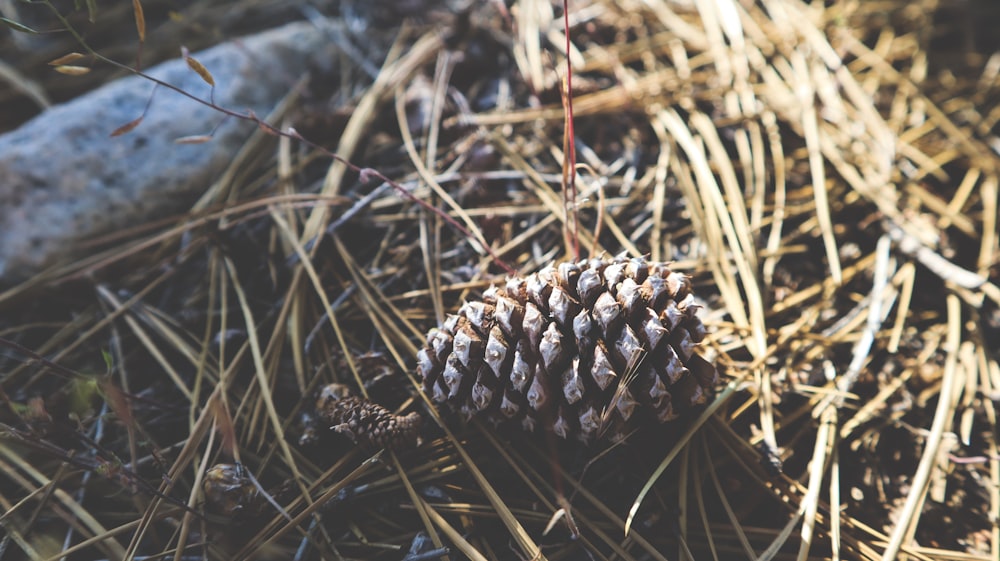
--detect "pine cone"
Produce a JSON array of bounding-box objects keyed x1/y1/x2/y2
[
  {"x1": 315, "y1": 383, "x2": 422, "y2": 451},
  {"x1": 203, "y1": 463, "x2": 259, "y2": 518},
  {"x1": 417, "y1": 255, "x2": 718, "y2": 442}
]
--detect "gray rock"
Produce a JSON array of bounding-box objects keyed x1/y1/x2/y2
[{"x1": 0, "y1": 21, "x2": 333, "y2": 283}]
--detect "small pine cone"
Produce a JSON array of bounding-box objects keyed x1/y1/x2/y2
[
  {"x1": 203, "y1": 463, "x2": 260, "y2": 518},
  {"x1": 417, "y1": 255, "x2": 718, "y2": 443},
  {"x1": 315, "y1": 383, "x2": 422, "y2": 451}
]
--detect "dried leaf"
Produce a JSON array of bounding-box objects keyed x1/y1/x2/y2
[
  {"x1": 132, "y1": 0, "x2": 146, "y2": 42},
  {"x1": 1, "y1": 17, "x2": 40, "y2": 34},
  {"x1": 210, "y1": 399, "x2": 237, "y2": 457},
  {"x1": 174, "y1": 135, "x2": 213, "y2": 144},
  {"x1": 26, "y1": 396, "x2": 52, "y2": 423},
  {"x1": 54, "y1": 65, "x2": 91, "y2": 76},
  {"x1": 181, "y1": 46, "x2": 214, "y2": 87},
  {"x1": 49, "y1": 52, "x2": 87, "y2": 66},
  {"x1": 99, "y1": 379, "x2": 134, "y2": 427},
  {"x1": 110, "y1": 116, "x2": 144, "y2": 137}
]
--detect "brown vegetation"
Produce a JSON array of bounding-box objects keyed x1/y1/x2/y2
[{"x1": 1, "y1": 1, "x2": 999, "y2": 559}]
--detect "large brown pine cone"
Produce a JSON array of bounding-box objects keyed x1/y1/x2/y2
[{"x1": 418, "y1": 255, "x2": 718, "y2": 442}]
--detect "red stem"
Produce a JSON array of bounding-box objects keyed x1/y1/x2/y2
[{"x1": 562, "y1": 0, "x2": 579, "y2": 261}]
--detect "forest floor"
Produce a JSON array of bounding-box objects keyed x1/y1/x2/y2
[{"x1": 1, "y1": 1, "x2": 999, "y2": 559}]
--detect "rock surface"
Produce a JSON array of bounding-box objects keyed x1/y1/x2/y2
[{"x1": 0, "y1": 21, "x2": 333, "y2": 284}]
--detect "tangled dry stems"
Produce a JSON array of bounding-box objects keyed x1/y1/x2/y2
[{"x1": 1, "y1": 0, "x2": 999, "y2": 560}]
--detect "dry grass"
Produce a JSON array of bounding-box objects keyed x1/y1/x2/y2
[{"x1": 1, "y1": 0, "x2": 999, "y2": 559}]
